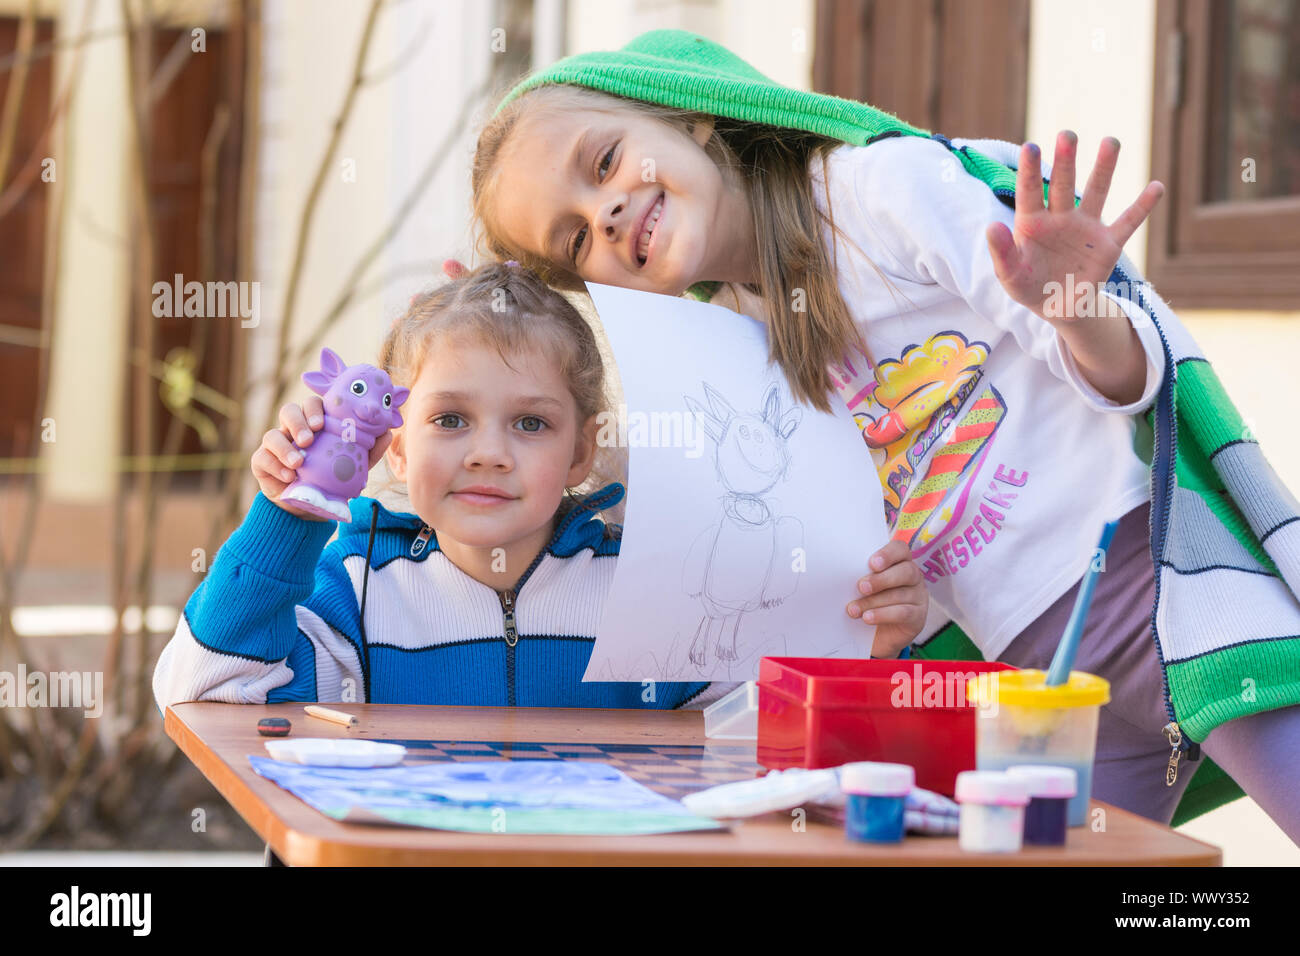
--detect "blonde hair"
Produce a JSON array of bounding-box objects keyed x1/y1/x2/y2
[
  {"x1": 471, "y1": 84, "x2": 882, "y2": 414},
  {"x1": 377, "y1": 260, "x2": 623, "y2": 518}
]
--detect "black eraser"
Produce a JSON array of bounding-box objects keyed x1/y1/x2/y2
[{"x1": 258, "y1": 717, "x2": 292, "y2": 737}]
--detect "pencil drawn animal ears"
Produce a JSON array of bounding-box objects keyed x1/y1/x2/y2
[
  {"x1": 702, "y1": 382, "x2": 737, "y2": 423},
  {"x1": 685, "y1": 382, "x2": 737, "y2": 446},
  {"x1": 684, "y1": 395, "x2": 722, "y2": 445},
  {"x1": 761, "y1": 383, "x2": 802, "y2": 440},
  {"x1": 302, "y1": 347, "x2": 347, "y2": 396}
]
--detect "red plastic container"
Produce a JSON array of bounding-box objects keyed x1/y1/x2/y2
[{"x1": 757, "y1": 657, "x2": 1017, "y2": 797}]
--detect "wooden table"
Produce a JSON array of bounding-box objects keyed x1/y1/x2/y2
[{"x1": 165, "y1": 702, "x2": 1223, "y2": 866}]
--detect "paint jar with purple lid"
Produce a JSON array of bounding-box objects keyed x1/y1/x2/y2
[
  {"x1": 954, "y1": 770, "x2": 1029, "y2": 853},
  {"x1": 841, "y1": 762, "x2": 915, "y2": 843},
  {"x1": 1006, "y1": 765, "x2": 1076, "y2": 846}
]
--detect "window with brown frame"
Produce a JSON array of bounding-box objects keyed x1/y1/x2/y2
[
  {"x1": 1148, "y1": 0, "x2": 1300, "y2": 308},
  {"x1": 127, "y1": 24, "x2": 247, "y2": 484},
  {"x1": 0, "y1": 16, "x2": 249, "y2": 482},
  {"x1": 814, "y1": 0, "x2": 1030, "y2": 146},
  {"x1": 0, "y1": 16, "x2": 55, "y2": 463}
]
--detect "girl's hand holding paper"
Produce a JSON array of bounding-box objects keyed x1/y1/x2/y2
[
  {"x1": 582, "y1": 283, "x2": 889, "y2": 681},
  {"x1": 848, "y1": 539, "x2": 929, "y2": 660}
]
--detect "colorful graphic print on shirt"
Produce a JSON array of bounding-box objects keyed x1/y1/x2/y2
[{"x1": 832, "y1": 331, "x2": 1028, "y2": 572}]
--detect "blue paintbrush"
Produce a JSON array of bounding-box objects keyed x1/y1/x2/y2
[{"x1": 1045, "y1": 519, "x2": 1121, "y2": 687}]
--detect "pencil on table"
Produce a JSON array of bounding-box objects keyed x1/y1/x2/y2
[{"x1": 304, "y1": 705, "x2": 358, "y2": 728}]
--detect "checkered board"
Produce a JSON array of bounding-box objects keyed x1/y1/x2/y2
[{"x1": 386, "y1": 739, "x2": 762, "y2": 802}]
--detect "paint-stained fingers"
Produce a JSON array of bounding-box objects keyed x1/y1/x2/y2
[
  {"x1": 985, "y1": 221, "x2": 1023, "y2": 289},
  {"x1": 1016, "y1": 141, "x2": 1046, "y2": 215},
  {"x1": 1048, "y1": 130, "x2": 1078, "y2": 212},
  {"x1": 1108, "y1": 180, "x2": 1166, "y2": 248},
  {"x1": 1079, "y1": 136, "x2": 1120, "y2": 218}
]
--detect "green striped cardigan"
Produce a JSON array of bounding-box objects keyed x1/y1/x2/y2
[{"x1": 497, "y1": 29, "x2": 1300, "y2": 823}]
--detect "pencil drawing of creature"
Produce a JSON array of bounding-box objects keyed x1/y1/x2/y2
[{"x1": 682, "y1": 382, "x2": 804, "y2": 666}]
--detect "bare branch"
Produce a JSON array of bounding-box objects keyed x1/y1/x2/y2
[
  {"x1": 266, "y1": 73, "x2": 496, "y2": 416},
  {"x1": 0, "y1": 22, "x2": 121, "y2": 74},
  {"x1": 0, "y1": 0, "x2": 39, "y2": 192},
  {"x1": 267, "y1": 0, "x2": 386, "y2": 428},
  {"x1": 146, "y1": 27, "x2": 195, "y2": 105},
  {"x1": 359, "y1": 8, "x2": 432, "y2": 88}
]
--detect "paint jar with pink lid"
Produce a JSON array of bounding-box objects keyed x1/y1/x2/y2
[
  {"x1": 1006, "y1": 764, "x2": 1077, "y2": 846},
  {"x1": 954, "y1": 770, "x2": 1029, "y2": 853}
]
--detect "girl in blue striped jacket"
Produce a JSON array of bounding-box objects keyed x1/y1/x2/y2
[{"x1": 153, "y1": 261, "x2": 930, "y2": 712}]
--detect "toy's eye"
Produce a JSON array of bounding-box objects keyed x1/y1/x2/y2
[
  {"x1": 350, "y1": 379, "x2": 367, "y2": 396},
  {"x1": 383, "y1": 393, "x2": 392, "y2": 408},
  {"x1": 739, "y1": 424, "x2": 750, "y2": 439}
]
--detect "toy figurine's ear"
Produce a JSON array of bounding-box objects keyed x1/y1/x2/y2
[
  {"x1": 303, "y1": 370, "x2": 331, "y2": 395},
  {"x1": 320, "y1": 348, "x2": 346, "y2": 377},
  {"x1": 389, "y1": 410, "x2": 404, "y2": 427},
  {"x1": 392, "y1": 386, "x2": 410, "y2": 409}
]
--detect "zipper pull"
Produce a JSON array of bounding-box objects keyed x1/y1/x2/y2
[
  {"x1": 410, "y1": 524, "x2": 433, "y2": 557},
  {"x1": 1162, "y1": 721, "x2": 1182, "y2": 786},
  {"x1": 499, "y1": 590, "x2": 519, "y2": 647}
]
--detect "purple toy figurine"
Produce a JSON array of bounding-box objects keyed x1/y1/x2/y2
[{"x1": 279, "y1": 348, "x2": 409, "y2": 522}]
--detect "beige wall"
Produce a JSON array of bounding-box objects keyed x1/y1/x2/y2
[
  {"x1": 567, "y1": 0, "x2": 814, "y2": 91},
  {"x1": 41, "y1": 0, "x2": 131, "y2": 502},
  {"x1": 1026, "y1": 0, "x2": 1157, "y2": 273}
]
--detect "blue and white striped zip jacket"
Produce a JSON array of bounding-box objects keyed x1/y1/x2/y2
[{"x1": 153, "y1": 482, "x2": 727, "y2": 711}]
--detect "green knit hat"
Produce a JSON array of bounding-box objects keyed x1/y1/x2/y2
[{"x1": 494, "y1": 29, "x2": 1018, "y2": 300}]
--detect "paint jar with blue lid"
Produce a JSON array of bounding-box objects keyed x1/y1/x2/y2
[
  {"x1": 841, "y1": 761, "x2": 914, "y2": 843},
  {"x1": 954, "y1": 770, "x2": 1029, "y2": 853},
  {"x1": 1006, "y1": 765, "x2": 1076, "y2": 846}
]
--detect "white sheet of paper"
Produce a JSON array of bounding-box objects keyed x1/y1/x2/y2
[{"x1": 582, "y1": 283, "x2": 888, "y2": 682}]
